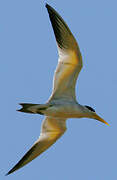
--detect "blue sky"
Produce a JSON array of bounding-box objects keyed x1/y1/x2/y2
[{"x1": 0, "y1": 0, "x2": 117, "y2": 179}]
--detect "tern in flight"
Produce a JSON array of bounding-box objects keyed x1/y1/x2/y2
[{"x1": 6, "y1": 3, "x2": 109, "y2": 175}]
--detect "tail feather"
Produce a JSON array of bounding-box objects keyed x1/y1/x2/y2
[
  {"x1": 17, "y1": 103, "x2": 40, "y2": 114},
  {"x1": 17, "y1": 103, "x2": 52, "y2": 114}
]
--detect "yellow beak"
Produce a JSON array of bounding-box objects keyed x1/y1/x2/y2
[{"x1": 94, "y1": 114, "x2": 109, "y2": 126}]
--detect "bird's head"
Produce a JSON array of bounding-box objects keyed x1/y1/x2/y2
[{"x1": 84, "y1": 105, "x2": 109, "y2": 126}]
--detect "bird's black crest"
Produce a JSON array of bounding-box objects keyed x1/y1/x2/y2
[{"x1": 85, "y1": 105, "x2": 95, "y2": 112}]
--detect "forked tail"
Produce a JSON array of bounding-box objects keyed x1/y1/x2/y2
[{"x1": 17, "y1": 103, "x2": 51, "y2": 114}]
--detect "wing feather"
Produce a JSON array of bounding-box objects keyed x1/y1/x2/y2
[
  {"x1": 46, "y1": 4, "x2": 83, "y2": 101},
  {"x1": 6, "y1": 117, "x2": 66, "y2": 175}
]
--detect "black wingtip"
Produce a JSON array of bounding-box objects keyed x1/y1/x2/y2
[
  {"x1": 5, "y1": 173, "x2": 8, "y2": 176},
  {"x1": 5, "y1": 166, "x2": 18, "y2": 176},
  {"x1": 45, "y1": 3, "x2": 48, "y2": 8},
  {"x1": 5, "y1": 173, "x2": 9, "y2": 176},
  {"x1": 45, "y1": 3, "x2": 51, "y2": 9},
  {"x1": 5, "y1": 170, "x2": 12, "y2": 176},
  {"x1": 45, "y1": 3, "x2": 54, "y2": 13}
]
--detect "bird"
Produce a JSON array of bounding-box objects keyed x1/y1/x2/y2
[{"x1": 6, "y1": 3, "x2": 109, "y2": 175}]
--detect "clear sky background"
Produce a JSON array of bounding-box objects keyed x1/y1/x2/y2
[{"x1": 0, "y1": 0, "x2": 117, "y2": 179}]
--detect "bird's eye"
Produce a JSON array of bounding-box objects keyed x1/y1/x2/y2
[{"x1": 85, "y1": 105, "x2": 95, "y2": 112}]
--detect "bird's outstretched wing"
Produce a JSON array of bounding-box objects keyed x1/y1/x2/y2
[
  {"x1": 46, "y1": 4, "x2": 83, "y2": 101},
  {"x1": 6, "y1": 117, "x2": 66, "y2": 175}
]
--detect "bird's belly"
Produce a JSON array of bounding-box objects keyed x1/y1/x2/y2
[{"x1": 43, "y1": 104, "x2": 83, "y2": 118}]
